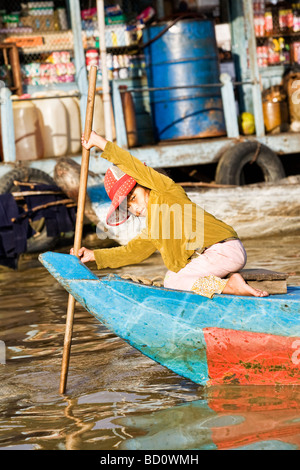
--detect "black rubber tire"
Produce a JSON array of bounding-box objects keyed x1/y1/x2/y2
[
  {"x1": 215, "y1": 142, "x2": 286, "y2": 185},
  {"x1": 0, "y1": 167, "x2": 56, "y2": 194},
  {"x1": 0, "y1": 167, "x2": 58, "y2": 253}
]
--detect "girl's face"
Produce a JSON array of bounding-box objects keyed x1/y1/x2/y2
[{"x1": 127, "y1": 186, "x2": 150, "y2": 217}]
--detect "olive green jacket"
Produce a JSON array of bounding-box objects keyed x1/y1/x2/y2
[{"x1": 94, "y1": 142, "x2": 238, "y2": 273}]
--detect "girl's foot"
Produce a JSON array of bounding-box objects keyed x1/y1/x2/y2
[{"x1": 223, "y1": 273, "x2": 269, "y2": 297}]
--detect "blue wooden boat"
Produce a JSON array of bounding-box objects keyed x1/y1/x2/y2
[{"x1": 39, "y1": 251, "x2": 300, "y2": 386}]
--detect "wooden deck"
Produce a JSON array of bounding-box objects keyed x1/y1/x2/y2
[{"x1": 1, "y1": 131, "x2": 300, "y2": 181}]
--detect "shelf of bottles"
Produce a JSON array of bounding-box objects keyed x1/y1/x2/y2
[
  {"x1": 253, "y1": 0, "x2": 300, "y2": 68},
  {"x1": 82, "y1": 5, "x2": 152, "y2": 82}
]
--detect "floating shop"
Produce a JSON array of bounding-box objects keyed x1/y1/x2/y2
[{"x1": 0, "y1": 0, "x2": 299, "y2": 185}]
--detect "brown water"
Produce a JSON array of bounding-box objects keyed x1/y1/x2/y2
[{"x1": 0, "y1": 233, "x2": 300, "y2": 451}]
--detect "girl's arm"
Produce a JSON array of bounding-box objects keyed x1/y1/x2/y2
[
  {"x1": 70, "y1": 230, "x2": 156, "y2": 269},
  {"x1": 93, "y1": 229, "x2": 157, "y2": 269},
  {"x1": 81, "y1": 131, "x2": 175, "y2": 193}
]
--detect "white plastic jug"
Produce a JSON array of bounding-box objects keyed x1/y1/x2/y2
[
  {"x1": 12, "y1": 97, "x2": 44, "y2": 160},
  {"x1": 56, "y1": 91, "x2": 81, "y2": 154},
  {"x1": 92, "y1": 92, "x2": 116, "y2": 140},
  {"x1": 32, "y1": 92, "x2": 68, "y2": 158}
]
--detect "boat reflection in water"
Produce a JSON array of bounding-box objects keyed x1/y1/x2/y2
[{"x1": 116, "y1": 386, "x2": 300, "y2": 451}]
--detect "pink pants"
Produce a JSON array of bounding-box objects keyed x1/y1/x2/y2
[{"x1": 164, "y1": 239, "x2": 247, "y2": 292}]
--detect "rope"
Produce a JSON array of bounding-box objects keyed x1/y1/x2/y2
[
  {"x1": 250, "y1": 142, "x2": 262, "y2": 164},
  {"x1": 121, "y1": 273, "x2": 164, "y2": 287}
]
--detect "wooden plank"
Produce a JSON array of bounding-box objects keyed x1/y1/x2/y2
[
  {"x1": 1, "y1": 133, "x2": 300, "y2": 177},
  {"x1": 3, "y1": 36, "x2": 44, "y2": 48},
  {"x1": 240, "y1": 269, "x2": 289, "y2": 281},
  {"x1": 239, "y1": 269, "x2": 288, "y2": 294},
  {"x1": 8, "y1": 44, "x2": 22, "y2": 96},
  {"x1": 247, "y1": 280, "x2": 287, "y2": 295}
]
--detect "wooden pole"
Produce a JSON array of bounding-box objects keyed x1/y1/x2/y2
[
  {"x1": 59, "y1": 65, "x2": 97, "y2": 395},
  {"x1": 96, "y1": 0, "x2": 113, "y2": 141},
  {"x1": 242, "y1": 0, "x2": 265, "y2": 137}
]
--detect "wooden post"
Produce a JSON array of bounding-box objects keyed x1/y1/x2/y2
[
  {"x1": 69, "y1": 0, "x2": 89, "y2": 130},
  {"x1": 8, "y1": 44, "x2": 22, "y2": 96},
  {"x1": 112, "y1": 81, "x2": 128, "y2": 148},
  {"x1": 242, "y1": 0, "x2": 265, "y2": 137},
  {"x1": 97, "y1": 0, "x2": 113, "y2": 142},
  {"x1": 59, "y1": 65, "x2": 97, "y2": 395},
  {"x1": 0, "y1": 86, "x2": 16, "y2": 162},
  {"x1": 220, "y1": 73, "x2": 240, "y2": 138}
]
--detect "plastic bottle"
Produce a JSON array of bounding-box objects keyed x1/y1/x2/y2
[
  {"x1": 12, "y1": 96, "x2": 44, "y2": 160},
  {"x1": 85, "y1": 49, "x2": 99, "y2": 70},
  {"x1": 278, "y1": 0, "x2": 294, "y2": 32},
  {"x1": 265, "y1": 1, "x2": 275, "y2": 35},
  {"x1": 293, "y1": 3, "x2": 300, "y2": 32},
  {"x1": 268, "y1": 37, "x2": 281, "y2": 65},
  {"x1": 254, "y1": 1, "x2": 266, "y2": 37},
  {"x1": 279, "y1": 37, "x2": 290, "y2": 64}
]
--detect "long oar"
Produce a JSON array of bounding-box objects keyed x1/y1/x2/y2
[{"x1": 60, "y1": 66, "x2": 97, "y2": 394}]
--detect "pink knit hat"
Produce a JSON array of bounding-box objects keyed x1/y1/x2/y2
[{"x1": 104, "y1": 165, "x2": 136, "y2": 226}]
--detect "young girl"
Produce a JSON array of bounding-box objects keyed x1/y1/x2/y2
[{"x1": 71, "y1": 131, "x2": 269, "y2": 299}]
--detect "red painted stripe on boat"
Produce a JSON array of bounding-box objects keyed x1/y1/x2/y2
[{"x1": 203, "y1": 327, "x2": 300, "y2": 386}]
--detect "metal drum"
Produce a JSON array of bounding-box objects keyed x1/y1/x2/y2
[{"x1": 143, "y1": 19, "x2": 226, "y2": 141}]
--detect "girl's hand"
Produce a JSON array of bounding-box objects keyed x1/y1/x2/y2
[
  {"x1": 70, "y1": 246, "x2": 95, "y2": 263},
  {"x1": 81, "y1": 131, "x2": 108, "y2": 151},
  {"x1": 81, "y1": 131, "x2": 96, "y2": 150}
]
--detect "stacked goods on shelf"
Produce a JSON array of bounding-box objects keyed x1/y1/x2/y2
[
  {"x1": 254, "y1": 0, "x2": 300, "y2": 67},
  {"x1": 0, "y1": 2, "x2": 73, "y2": 88},
  {"x1": 19, "y1": 1, "x2": 57, "y2": 32},
  {"x1": 82, "y1": 4, "x2": 143, "y2": 49},
  {"x1": 21, "y1": 51, "x2": 75, "y2": 86},
  {"x1": 2, "y1": 12, "x2": 21, "y2": 30},
  {"x1": 83, "y1": 4, "x2": 152, "y2": 80},
  {"x1": 86, "y1": 49, "x2": 145, "y2": 80},
  {"x1": 0, "y1": 2, "x2": 68, "y2": 33},
  {"x1": 254, "y1": 0, "x2": 266, "y2": 37}
]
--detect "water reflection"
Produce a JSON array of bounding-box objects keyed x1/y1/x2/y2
[
  {"x1": 64, "y1": 398, "x2": 94, "y2": 450},
  {"x1": 117, "y1": 387, "x2": 300, "y2": 451}
]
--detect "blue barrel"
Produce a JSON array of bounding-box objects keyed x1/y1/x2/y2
[{"x1": 143, "y1": 19, "x2": 226, "y2": 141}]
